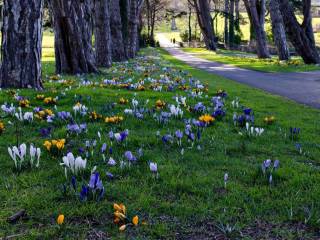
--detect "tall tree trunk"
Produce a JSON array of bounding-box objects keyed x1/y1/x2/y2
[
  {"x1": 94, "y1": 0, "x2": 112, "y2": 67},
  {"x1": 224, "y1": 0, "x2": 229, "y2": 46},
  {"x1": 194, "y1": 0, "x2": 217, "y2": 51},
  {"x1": 278, "y1": 0, "x2": 320, "y2": 64},
  {"x1": 229, "y1": 0, "x2": 235, "y2": 47},
  {"x1": 188, "y1": 6, "x2": 192, "y2": 43},
  {"x1": 244, "y1": 0, "x2": 270, "y2": 58},
  {"x1": 127, "y1": 0, "x2": 144, "y2": 58},
  {"x1": 110, "y1": 0, "x2": 127, "y2": 61},
  {"x1": 235, "y1": 0, "x2": 240, "y2": 29},
  {"x1": 269, "y1": 0, "x2": 290, "y2": 61},
  {"x1": 0, "y1": 0, "x2": 43, "y2": 89},
  {"x1": 49, "y1": 0, "x2": 97, "y2": 74}
]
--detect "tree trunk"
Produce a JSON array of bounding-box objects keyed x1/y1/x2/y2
[
  {"x1": 49, "y1": 0, "x2": 97, "y2": 74},
  {"x1": 235, "y1": 0, "x2": 240, "y2": 29},
  {"x1": 278, "y1": 0, "x2": 320, "y2": 64},
  {"x1": 224, "y1": 0, "x2": 229, "y2": 46},
  {"x1": 94, "y1": 0, "x2": 112, "y2": 67},
  {"x1": 0, "y1": 0, "x2": 43, "y2": 89},
  {"x1": 269, "y1": 0, "x2": 290, "y2": 61},
  {"x1": 127, "y1": 0, "x2": 144, "y2": 58},
  {"x1": 229, "y1": 0, "x2": 235, "y2": 47},
  {"x1": 188, "y1": 6, "x2": 192, "y2": 43},
  {"x1": 194, "y1": 0, "x2": 217, "y2": 51},
  {"x1": 110, "y1": 0, "x2": 127, "y2": 61},
  {"x1": 244, "y1": 0, "x2": 270, "y2": 58}
]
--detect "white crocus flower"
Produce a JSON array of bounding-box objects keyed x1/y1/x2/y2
[
  {"x1": 15, "y1": 107, "x2": 23, "y2": 121},
  {"x1": 23, "y1": 112, "x2": 33, "y2": 122},
  {"x1": 107, "y1": 157, "x2": 116, "y2": 166},
  {"x1": 255, "y1": 128, "x2": 265, "y2": 136},
  {"x1": 246, "y1": 122, "x2": 250, "y2": 132},
  {"x1": 132, "y1": 98, "x2": 138, "y2": 109},
  {"x1": 8, "y1": 144, "x2": 39, "y2": 170},
  {"x1": 170, "y1": 105, "x2": 183, "y2": 117},
  {"x1": 149, "y1": 162, "x2": 158, "y2": 173},
  {"x1": 124, "y1": 109, "x2": 133, "y2": 115},
  {"x1": 29, "y1": 145, "x2": 41, "y2": 168},
  {"x1": 61, "y1": 152, "x2": 87, "y2": 178}
]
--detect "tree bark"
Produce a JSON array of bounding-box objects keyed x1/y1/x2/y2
[
  {"x1": 269, "y1": 0, "x2": 290, "y2": 61},
  {"x1": 188, "y1": 6, "x2": 192, "y2": 43},
  {"x1": 244, "y1": 0, "x2": 270, "y2": 58},
  {"x1": 224, "y1": 0, "x2": 229, "y2": 46},
  {"x1": 127, "y1": 0, "x2": 144, "y2": 58},
  {"x1": 110, "y1": 0, "x2": 127, "y2": 61},
  {"x1": 194, "y1": 0, "x2": 217, "y2": 51},
  {"x1": 229, "y1": 0, "x2": 235, "y2": 47},
  {"x1": 0, "y1": 0, "x2": 43, "y2": 89},
  {"x1": 94, "y1": 0, "x2": 112, "y2": 67},
  {"x1": 49, "y1": 0, "x2": 97, "y2": 74},
  {"x1": 235, "y1": 0, "x2": 240, "y2": 29},
  {"x1": 278, "y1": 0, "x2": 320, "y2": 64}
]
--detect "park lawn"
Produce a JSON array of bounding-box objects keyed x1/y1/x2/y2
[
  {"x1": 163, "y1": 13, "x2": 320, "y2": 46},
  {"x1": 0, "y1": 47, "x2": 320, "y2": 239},
  {"x1": 181, "y1": 47, "x2": 320, "y2": 73}
]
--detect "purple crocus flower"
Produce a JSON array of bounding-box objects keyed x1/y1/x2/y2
[
  {"x1": 106, "y1": 172, "x2": 114, "y2": 180},
  {"x1": 71, "y1": 176, "x2": 77, "y2": 191},
  {"x1": 109, "y1": 147, "x2": 113, "y2": 155},
  {"x1": 243, "y1": 108, "x2": 252, "y2": 115},
  {"x1": 109, "y1": 130, "x2": 114, "y2": 140},
  {"x1": 187, "y1": 132, "x2": 195, "y2": 141},
  {"x1": 212, "y1": 109, "x2": 225, "y2": 119},
  {"x1": 273, "y1": 160, "x2": 280, "y2": 169},
  {"x1": 78, "y1": 147, "x2": 85, "y2": 154},
  {"x1": 80, "y1": 123, "x2": 87, "y2": 131},
  {"x1": 194, "y1": 102, "x2": 206, "y2": 112},
  {"x1": 175, "y1": 130, "x2": 183, "y2": 139},
  {"x1": 40, "y1": 127, "x2": 52, "y2": 138},
  {"x1": 197, "y1": 128, "x2": 201, "y2": 140},
  {"x1": 58, "y1": 111, "x2": 72, "y2": 121},
  {"x1": 101, "y1": 143, "x2": 107, "y2": 153},
  {"x1": 125, "y1": 151, "x2": 137, "y2": 162},
  {"x1": 80, "y1": 185, "x2": 89, "y2": 201},
  {"x1": 120, "y1": 129, "x2": 129, "y2": 141},
  {"x1": 88, "y1": 172, "x2": 103, "y2": 190},
  {"x1": 162, "y1": 134, "x2": 173, "y2": 144}
]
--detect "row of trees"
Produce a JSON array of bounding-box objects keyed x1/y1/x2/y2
[
  {"x1": 189, "y1": 0, "x2": 320, "y2": 64},
  {"x1": 0, "y1": 0, "x2": 144, "y2": 89}
]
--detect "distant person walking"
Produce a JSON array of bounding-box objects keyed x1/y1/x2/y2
[{"x1": 173, "y1": 38, "x2": 176, "y2": 44}]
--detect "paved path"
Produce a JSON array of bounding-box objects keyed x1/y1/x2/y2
[{"x1": 157, "y1": 33, "x2": 320, "y2": 108}]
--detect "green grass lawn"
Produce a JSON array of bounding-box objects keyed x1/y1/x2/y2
[
  {"x1": 0, "y1": 47, "x2": 320, "y2": 239},
  {"x1": 181, "y1": 47, "x2": 320, "y2": 73}
]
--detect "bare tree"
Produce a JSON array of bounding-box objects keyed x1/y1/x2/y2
[
  {"x1": 0, "y1": 0, "x2": 43, "y2": 89},
  {"x1": 192, "y1": 0, "x2": 217, "y2": 51},
  {"x1": 144, "y1": 0, "x2": 167, "y2": 46},
  {"x1": 243, "y1": 0, "x2": 270, "y2": 58},
  {"x1": 277, "y1": 0, "x2": 320, "y2": 64}
]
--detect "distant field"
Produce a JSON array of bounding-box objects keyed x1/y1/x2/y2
[{"x1": 42, "y1": 31, "x2": 55, "y2": 62}]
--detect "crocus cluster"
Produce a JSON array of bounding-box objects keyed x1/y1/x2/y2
[
  {"x1": 61, "y1": 152, "x2": 87, "y2": 178},
  {"x1": 8, "y1": 143, "x2": 41, "y2": 170}
]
